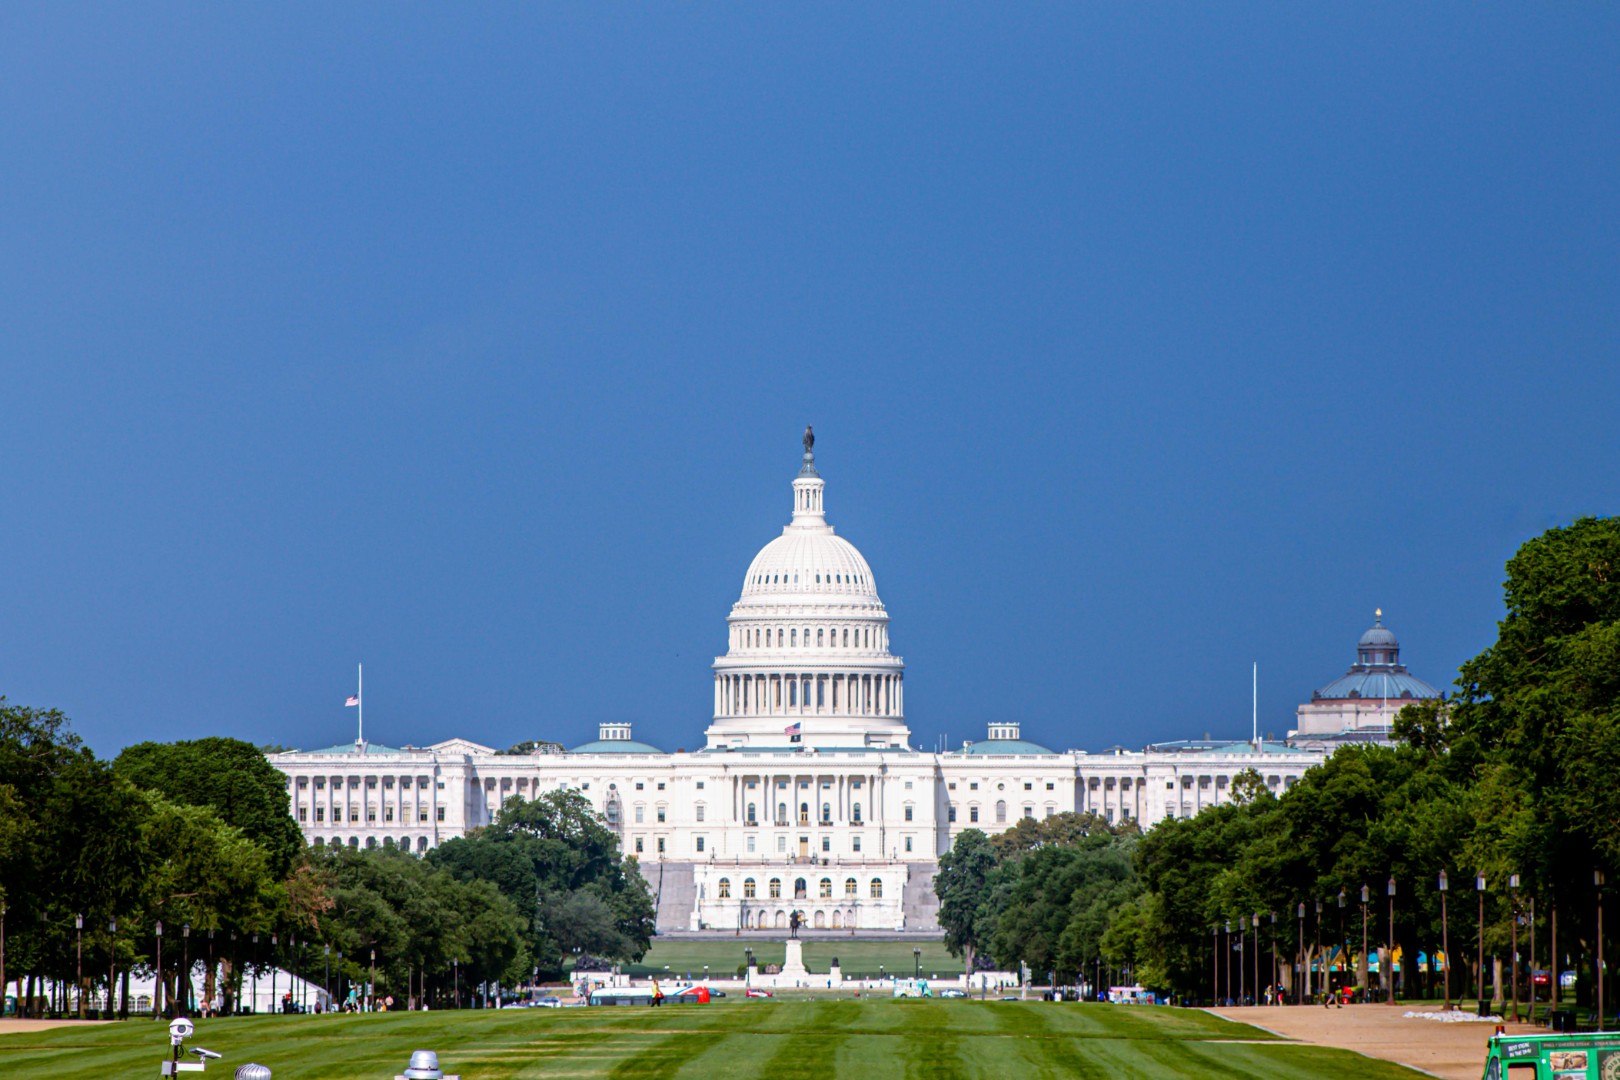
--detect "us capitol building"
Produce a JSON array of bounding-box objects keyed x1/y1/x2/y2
[{"x1": 269, "y1": 433, "x2": 1438, "y2": 934}]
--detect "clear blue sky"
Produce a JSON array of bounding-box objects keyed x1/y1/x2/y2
[{"x1": 3, "y1": 5, "x2": 1616, "y2": 757}]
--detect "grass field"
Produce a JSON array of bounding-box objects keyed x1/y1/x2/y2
[
  {"x1": 618, "y1": 939, "x2": 961, "y2": 978},
  {"x1": 0, "y1": 998, "x2": 1431, "y2": 1079}
]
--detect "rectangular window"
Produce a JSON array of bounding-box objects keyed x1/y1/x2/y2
[
  {"x1": 970, "y1": 807, "x2": 979, "y2": 823},
  {"x1": 747, "y1": 835, "x2": 756, "y2": 853},
  {"x1": 635, "y1": 837, "x2": 644, "y2": 853},
  {"x1": 636, "y1": 782, "x2": 644, "y2": 791},
  {"x1": 695, "y1": 781, "x2": 704, "y2": 789},
  {"x1": 852, "y1": 836, "x2": 862, "y2": 852},
  {"x1": 695, "y1": 805, "x2": 705, "y2": 822},
  {"x1": 436, "y1": 807, "x2": 445, "y2": 821},
  {"x1": 947, "y1": 806, "x2": 957, "y2": 822},
  {"x1": 970, "y1": 782, "x2": 979, "y2": 791},
  {"x1": 696, "y1": 836, "x2": 705, "y2": 852},
  {"x1": 385, "y1": 807, "x2": 394, "y2": 822},
  {"x1": 297, "y1": 807, "x2": 308, "y2": 821},
  {"x1": 904, "y1": 806, "x2": 913, "y2": 821},
  {"x1": 821, "y1": 836, "x2": 830, "y2": 852},
  {"x1": 1024, "y1": 782, "x2": 1033, "y2": 791},
  {"x1": 350, "y1": 808, "x2": 360, "y2": 822},
  {"x1": 657, "y1": 807, "x2": 667, "y2": 823},
  {"x1": 418, "y1": 808, "x2": 428, "y2": 822},
  {"x1": 315, "y1": 807, "x2": 324, "y2": 822},
  {"x1": 948, "y1": 782, "x2": 956, "y2": 790},
  {"x1": 657, "y1": 837, "x2": 666, "y2": 854},
  {"x1": 904, "y1": 837, "x2": 913, "y2": 853},
  {"x1": 1023, "y1": 806, "x2": 1033, "y2": 818},
  {"x1": 777, "y1": 836, "x2": 786, "y2": 853},
  {"x1": 635, "y1": 805, "x2": 644, "y2": 823},
  {"x1": 1046, "y1": 782, "x2": 1055, "y2": 791}
]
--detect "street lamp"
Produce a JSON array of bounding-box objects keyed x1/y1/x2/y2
[
  {"x1": 745, "y1": 947, "x2": 754, "y2": 989},
  {"x1": 1597, "y1": 870, "x2": 1607, "y2": 1026},
  {"x1": 182, "y1": 924, "x2": 191, "y2": 1015},
  {"x1": 1238, "y1": 916, "x2": 1248, "y2": 1005},
  {"x1": 107, "y1": 919, "x2": 118, "y2": 1019},
  {"x1": 1211, "y1": 924, "x2": 1219, "y2": 1006},
  {"x1": 1271, "y1": 911, "x2": 1278, "y2": 1002},
  {"x1": 370, "y1": 947, "x2": 376, "y2": 1013},
  {"x1": 1315, "y1": 899, "x2": 1324, "y2": 998},
  {"x1": 74, "y1": 914, "x2": 83, "y2": 1019},
  {"x1": 1336, "y1": 890, "x2": 1346, "y2": 1000},
  {"x1": 1509, "y1": 874, "x2": 1520, "y2": 1022},
  {"x1": 1476, "y1": 874, "x2": 1487, "y2": 1010},
  {"x1": 914, "y1": 947, "x2": 921, "y2": 980},
  {"x1": 1387, "y1": 877, "x2": 1397, "y2": 1006},
  {"x1": 1297, "y1": 903, "x2": 1305, "y2": 1004},
  {"x1": 453, "y1": 957, "x2": 459, "y2": 1009},
  {"x1": 1360, "y1": 885, "x2": 1370, "y2": 999},
  {"x1": 1224, "y1": 920, "x2": 1232, "y2": 1006},
  {"x1": 1438, "y1": 871, "x2": 1451, "y2": 1010},
  {"x1": 155, "y1": 921, "x2": 166, "y2": 1017},
  {"x1": 325, "y1": 944, "x2": 331, "y2": 1011}
]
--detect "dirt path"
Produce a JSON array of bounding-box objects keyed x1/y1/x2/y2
[
  {"x1": 1210, "y1": 1005, "x2": 1538, "y2": 1080},
  {"x1": 0, "y1": 1019, "x2": 113, "y2": 1034}
]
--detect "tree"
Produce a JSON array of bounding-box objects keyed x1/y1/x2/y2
[
  {"x1": 115, "y1": 738, "x2": 305, "y2": 877},
  {"x1": 935, "y1": 829, "x2": 996, "y2": 973}
]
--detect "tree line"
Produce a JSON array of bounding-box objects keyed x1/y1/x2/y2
[
  {"x1": 0, "y1": 722, "x2": 653, "y2": 1017},
  {"x1": 938, "y1": 516, "x2": 1620, "y2": 1009}
]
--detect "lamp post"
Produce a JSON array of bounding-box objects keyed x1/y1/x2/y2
[
  {"x1": 1439, "y1": 871, "x2": 1451, "y2": 1010},
  {"x1": 1360, "y1": 885, "x2": 1370, "y2": 997},
  {"x1": 1596, "y1": 870, "x2": 1606, "y2": 1026},
  {"x1": 745, "y1": 947, "x2": 753, "y2": 990},
  {"x1": 1224, "y1": 920, "x2": 1232, "y2": 1006},
  {"x1": 1387, "y1": 877, "x2": 1397, "y2": 1006},
  {"x1": 370, "y1": 947, "x2": 376, "y2": 1013},
  {"x1": 453, "y1": 958, "x2": 459, "y2": 1009},
  {"x1": 74, "y1": 914, "x2": 83, "y2": 1019},
  {"x1": 108, "y1": 918, "x2": 119, "y2": 1019},
  {"x1": 182, "y1": 924, "x2": 191, "y2": 1015},
  {"x1": 1253, "y1": 912, "x2": 1262, "y2": 1005},
  {"x1": 1271, "y1": 911, "x2": 1278, "y2": 1003},
  {"x1": 1297, "y1": 903, "x2": 1305, "y2": 1004},
  {"x1": 251, "y1": 934, "x2": 259, "y2": 1015},
  {"x1": 1315, "y1": 899, "x2": 1324, "y2": 999},
  {"x1": 1476, "y1": 874, "x2": 1487, "y2": 1010},
  {"x1": 914, "y1": 947, "x2": 921, "y2": 980},
  {"x1": 324, "y1": 945, "x2": 331, "y2": 1011},
  {"x1": 1238, "y1": 916, "x2": 1247, "y2": 1005},
  {"x1": 1211, "y1": 924, "x2": 1219, "y2": 1006},
  {"x1": 1336, "y1": 890, "x2": 1346, "y2": 1000},
  {"x1": 155, "y1": 921, "x2": 165, "y2": 1017},
  {"x1": 1509, "y1": 874, "x2": 1520, "y2": 1022}
]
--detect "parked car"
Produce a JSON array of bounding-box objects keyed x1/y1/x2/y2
[
  {"x1": 745, "y1": 988, "x2": 774, "y2": 998},
  {"x1": 534, "y1": 996, "x2": 562, "y2": 1008},
  {"x1": 939, "y1": 989, "x2": 967, "y2": 999}
]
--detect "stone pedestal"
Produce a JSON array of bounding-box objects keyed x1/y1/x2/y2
[{"x1": 781, "y1": 939, "x2": 808, "y2": 979}]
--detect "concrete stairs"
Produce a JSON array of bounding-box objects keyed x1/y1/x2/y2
[
  {"x1": 641, "y1": 861, "x2": 698, "y2": 933},
  {"x1": 901, "y1": 861, "x2": 941, "y2": 932}
]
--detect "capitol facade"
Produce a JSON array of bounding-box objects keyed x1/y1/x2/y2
[{"x1": 269, "y1": 436, "x2": 1403, "y2": 935}]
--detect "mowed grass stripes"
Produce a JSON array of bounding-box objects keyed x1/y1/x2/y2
[{"x1": 0, "y1": 999, "x2": 1431, "y2": 1079}]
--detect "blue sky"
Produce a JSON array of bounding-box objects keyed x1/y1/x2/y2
[{"x1": 3, "y1": 5, "x2": 1616, "y2": 757}]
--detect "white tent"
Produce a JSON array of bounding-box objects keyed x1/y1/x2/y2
[{"x1": 6, "y1": 966, "x2": 330, "y2": 1016}]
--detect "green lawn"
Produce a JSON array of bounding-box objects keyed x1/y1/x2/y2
[
  {"x1": 0, "y1": 999, "x2": 1431, "y2": 1079},
  {"x1": 617, "y1": 938, "x2": 961, "y2": 978}
]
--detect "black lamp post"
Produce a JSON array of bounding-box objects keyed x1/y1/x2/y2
[
  {"x1": 1211, "y1": 924, "x2": 1219, "y2": 1006},
  {"x1": 453, "y1": 957, "x2": 459, "y2": 1008},
  {"x1": 745, "y1": 947, "x2": 753, "y2": 989},
  {"x1": 1439, "y1": 871, "x2": 1451, "y2": 1009},
  {"x1": 1271, "y1": 911, "x2": 1278, "y2": 1003},
  {"x1": 107, "y1": 918, "x2": 118, "y2": 1019},
  {"x1": 1509, "y1": 874, "x2": 1520, "y2": 1022},
  {"x1": 1387, "y1": 877, "x2": 1397, "y2": 1006},
  {"x1": 1224, "y1": 920, "x2": 1232, "y2": 1006},
  {"x1": 1238, "y1": 916, "x2": 1247, "y2": 1005},
  {"x1": 155, "y1": 921, "x2": 165, "y2": 1017},
  {"x1": 74, "y1": 914, "x2": 83, "y2": 1019},
  {"x1": 251, "y1": 934, "x2": 259, "y2": 1014},
  {"x1": 914, "y1": 947, "x2": 921, "y2": 979},
  {"x1": 1253, "y1": 911, "x2": 1262, "y2": 1004},
  {"x1": 181, "y1": 924, "x2": 191, "y2": 1014},
  {"x1": 1476, "y1": 874, "x2": 1487, "y2": 1009},
  {"x1": 1596, "y1": 870, "x2": 1606, "y2": 1025},
  {"x1": 1337, "y1": 890, "x2": 1346, "y2": 998},
  {"x1": 324, "y1": 944, "x2": 331, "y2": 1011},
  {"x1": 1360, "y1": 885, "x2": 1370, "y2": 997},
  {"x1": 1296, "y1": 903, "x2": 1305, "y2": 1004}
]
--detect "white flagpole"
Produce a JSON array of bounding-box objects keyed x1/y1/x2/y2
[
  {"x1": 1252, "y1": 662, "x2": 1258, "y2": 749},
  {"x1": 358, "y1": 663, "x2": 364, "y2": 746}
]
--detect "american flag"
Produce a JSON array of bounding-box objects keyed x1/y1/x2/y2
[
  {"x1": 784, "y1": 722, "x2": 801, "y2": 736},
  {"x1": 345, "y1": 694, "x2": 360, "y2": 707}
]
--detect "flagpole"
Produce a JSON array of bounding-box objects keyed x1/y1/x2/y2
[
  {"x1": 1252, "y1": 662, "x2": 1258, "y2": 750},
  {"x1": 358, "y1": 663, "x2": 364, "y2": 746}
]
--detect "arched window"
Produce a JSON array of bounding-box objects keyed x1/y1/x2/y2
[
  {"x1": 798, "y1": 802, "x2": 809, "y2": 825},
  {"x1": 845, "y1": 877, "x2": 858, "y2": 897},
  {"x1": 869, "y1": 878, "x2": 883, "y2": 899},
  {"x1": 791, "y1": 629, "x2": 797, "y2": 647},
  {"x1": 851, "y1": 801, "x2": 862, "y2": 823},
  {"x1": 843, "y1": 628, "x2": 849, "y2": 647},
  {"x1": 743, "y1": 877, "x2": 757, "y2": 899},
  {"x1": 777, "y1": 802, "x2": 787, "y2": 824},
  {"x1": 995, "y1": 800, "x2": 1007, "y2": 823},
  {"x1": 769, "y1": 877, "x2": 782, "y2": 899},
  {"x1": 817, "y1": 628, "x2": 824, "y2": 646},
  {"x1": 819, "y1": 878, "x2": 833, "y2": 898},
  {"x1": 746, "y1": 802, "x2": 757, "y2": 824},
  {"x1": 794, "y1": 878, "x2": 807, "y2": 899},
  {"x1": 821, "y1": 802, "x2": 831, "y2": 824},
  {"x1": 718, "y1": 878, "x2": 732, "y2": 899}
]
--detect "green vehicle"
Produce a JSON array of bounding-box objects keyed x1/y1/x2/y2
[{"x1": 1483, "y1": 1033, "x2": 1620, "y2": 1079}]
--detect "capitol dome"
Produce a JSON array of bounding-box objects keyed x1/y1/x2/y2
[
  {"x1": 706, "y1": 431, "x2": 909, "y2": 751},
  {"x1": 1311, "y1": 610, "x2": 1439, "y2": 703}
]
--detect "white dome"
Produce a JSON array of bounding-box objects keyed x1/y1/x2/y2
[{"x1": 739, "y1": 531, "x2": 879, "y2": 603}]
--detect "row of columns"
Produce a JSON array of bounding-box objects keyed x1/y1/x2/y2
[
  {"x1": 714, "y1": 671, "x2": 902, "y2": 718},
  {"x1": 728, "y1": 771, "x2": 879, "y2": 829}
]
